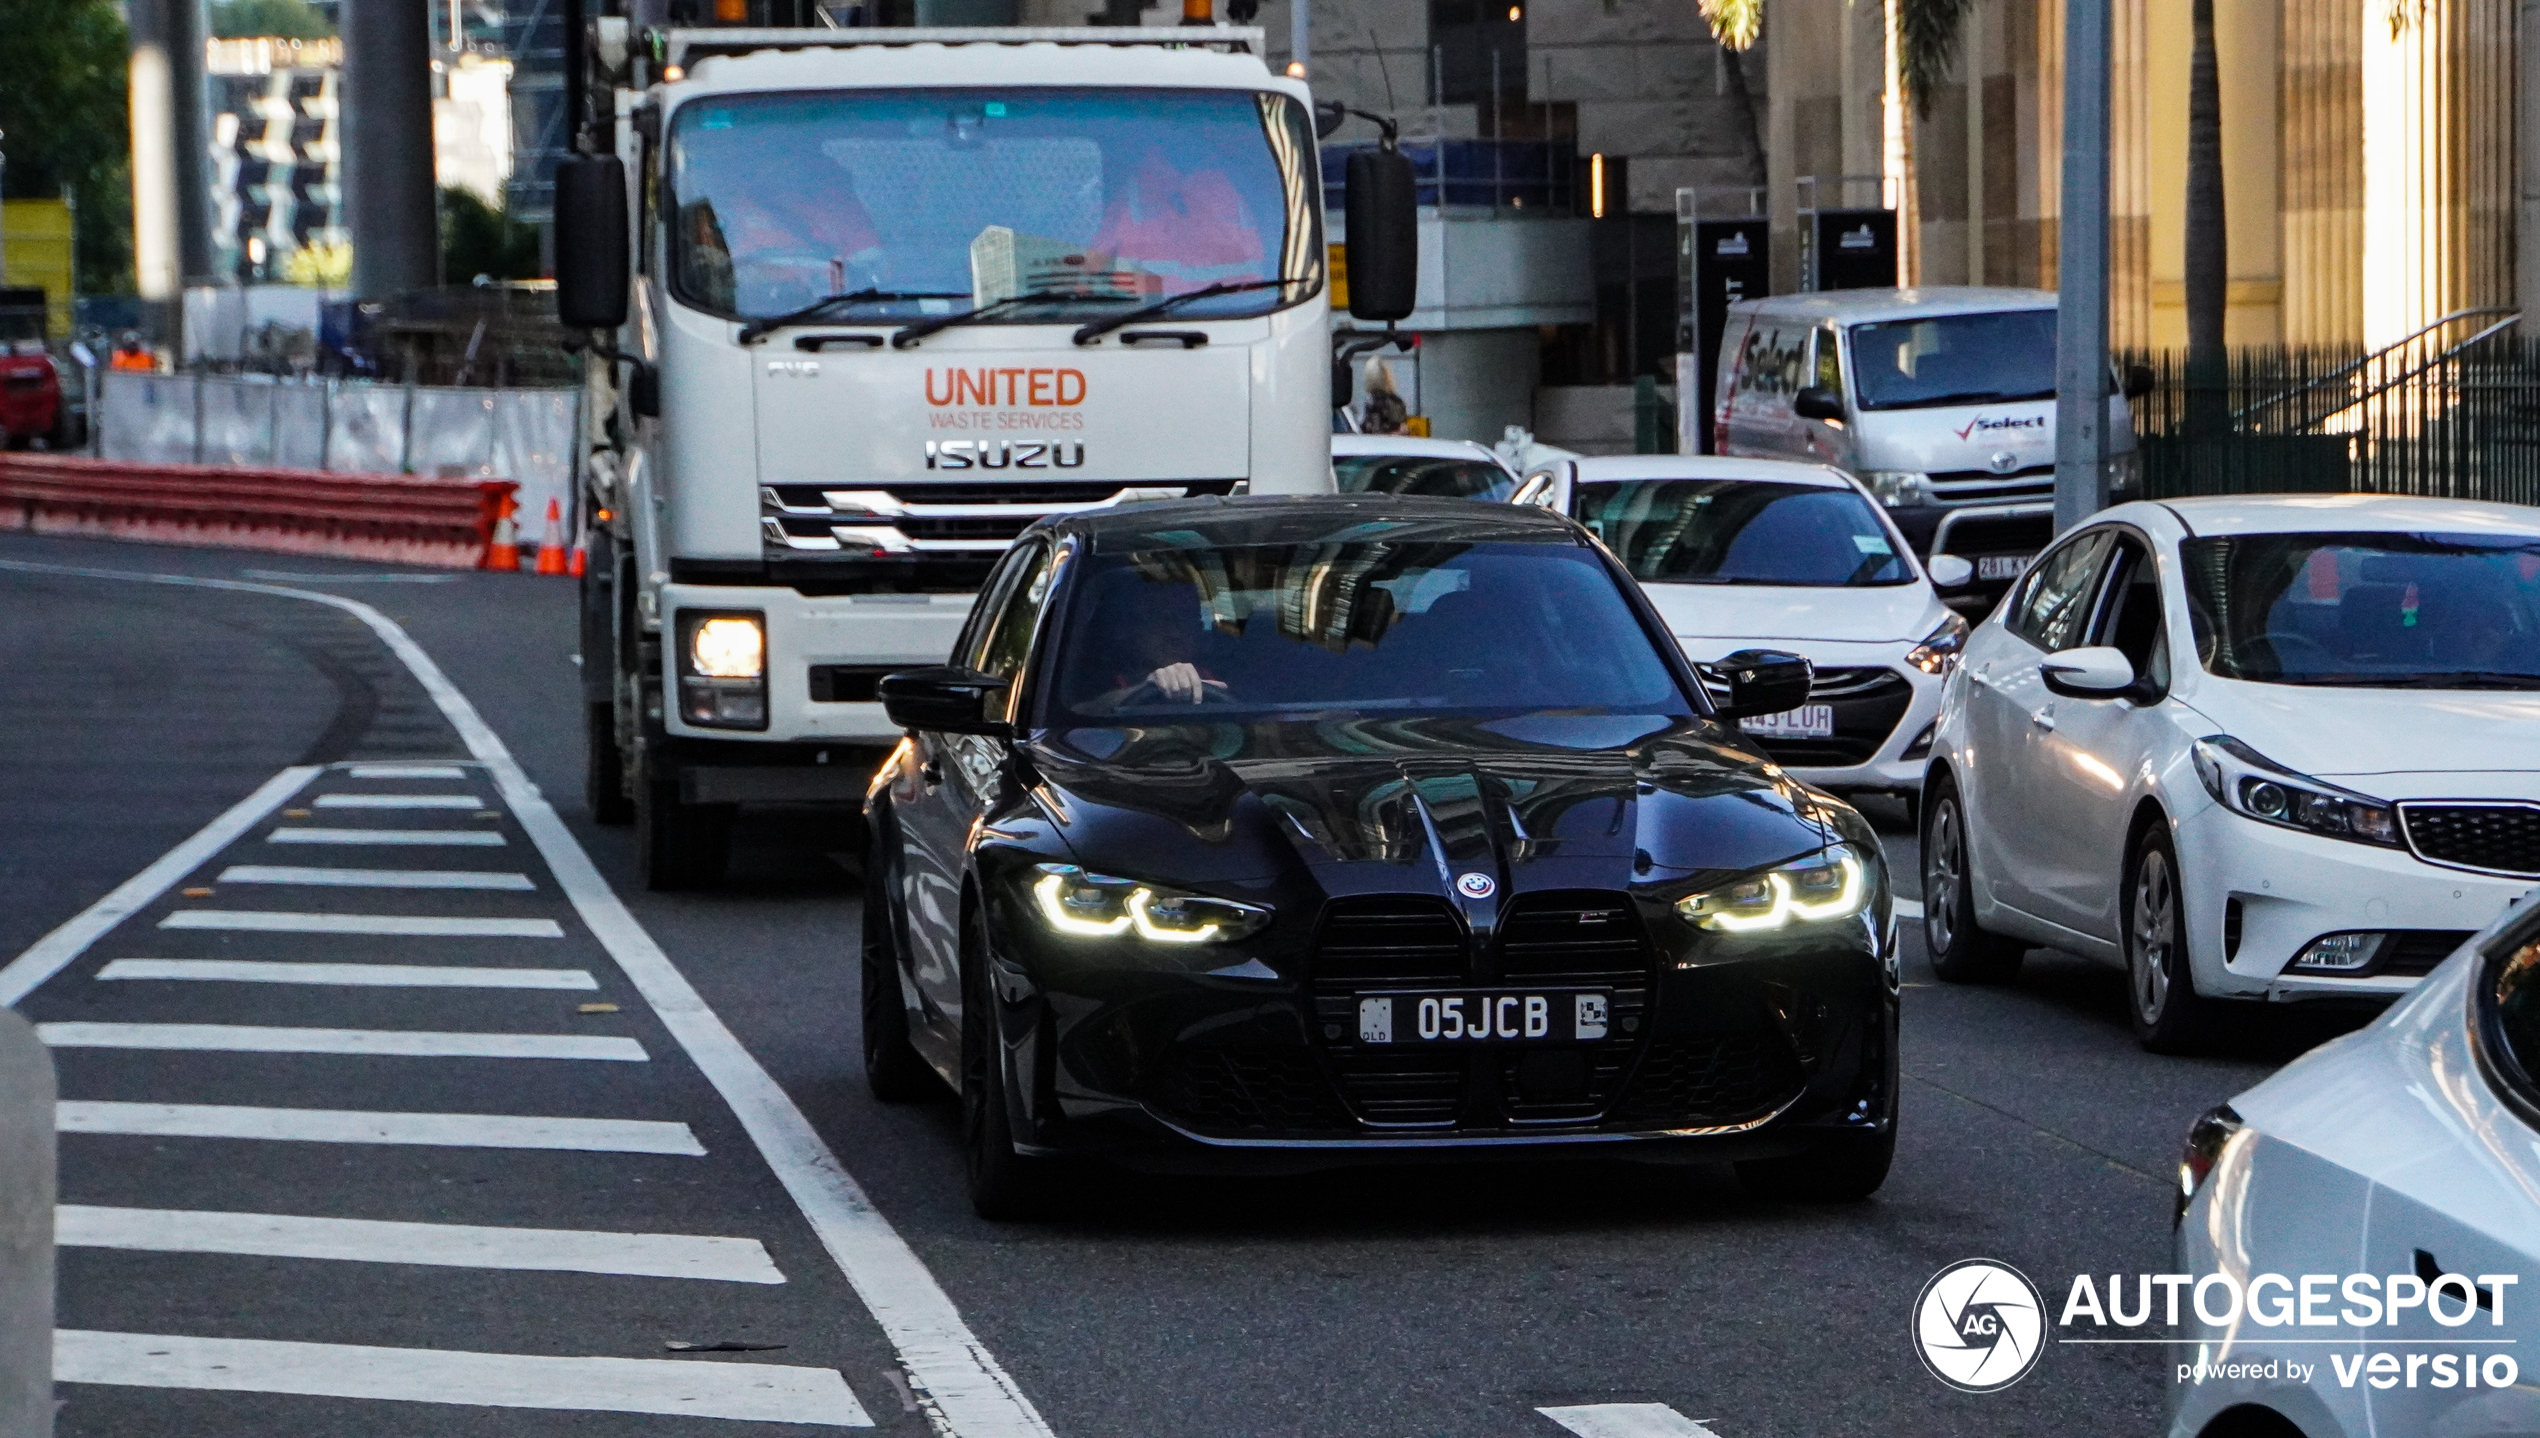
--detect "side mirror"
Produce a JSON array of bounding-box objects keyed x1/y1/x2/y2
[
  {"x1": 1313, "y1": 99, "x2": 1347, "y2": 140},
  {"x1": 2039, "y1": 646, "x2": 2136, "y2": 699},
  {"x1": 554, "y1": 156, "x2": 630, "y2": 331},
  {"x1": 1510, "y1": 473, "x2": 1555, "y2": 507},
  {"x1": 1925, "y1": 553, "x2": 1975, "y2": 588},
  {"x1": 2123, "y1": 364, "x2": 2155, "y2": 400},
  {"x1": 879, "y1": 665, "x2": 1010, "y2": 737},
  {"x1": 1793, "y1": 386, "x2": 1845, "y2": 423},
  {"x1": 1344, "y1": 148, "x2": 1418, "y2": 323},
  {"x1": 1708, "y1": 648, "x2": 1815, "y2": 720}
]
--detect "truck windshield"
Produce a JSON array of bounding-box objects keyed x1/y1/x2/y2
[
  {"x1": 2182, "y1": 531, "x2": 2540, "y2": 688},
  {"x1": 1847, "y1": 309, "x2": 2058, "y2": 410},
  {"x1": 1573, "y1": 479, "x2": 1915, "y2": 587},
  {"x1": 667, "y1": 87, "x2": 1320, "y2": 323},
  {"x1": 1047, "y1": 542, "x2": 1691, "y2": 722}
]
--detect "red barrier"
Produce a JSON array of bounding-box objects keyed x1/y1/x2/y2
[{"x1": 0, "y1": 455, "x2": 518, "y2": 570}]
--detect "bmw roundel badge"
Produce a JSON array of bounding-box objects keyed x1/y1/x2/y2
[{"x1": 1455, "y1": 872, "x2": 1497, "y2": 899}]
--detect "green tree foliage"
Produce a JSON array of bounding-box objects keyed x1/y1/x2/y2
[
  {"x1": 1899, "y1": 0, "x2": 1974, "y2": 118},
  {"x1": 210, "y1": 0, "x2": 336, "y2": 39},
  {"x1": 440, "y1": 187, "x2": 543, "y2": 285},
  {"x1": 0, "y1": 0, "x2": 133, "y2": 294}
]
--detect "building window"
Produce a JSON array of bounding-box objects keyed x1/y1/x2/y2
[{"x1": 1429, "y1": 0, "x2": 1527, "y2": 114}]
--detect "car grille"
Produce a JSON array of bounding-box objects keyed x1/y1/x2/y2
[
  {"x1": 1154, "y1": 1049, "x2": 1354, "y2": 1134},
  {"x1": 2379, "y1": 931, "x2": 2475, "y2": 978},
  {"x1": 1606, "y1": 1034, "x2": 1808, "y2": 1128},
  {"x1": 1707, "y1": 666, "x2": 1914, "y2": 770},
  {"x1": 2401, "y1": 803, "x2": 2540, "y2": 878},
  {"x1": 1491, "y1": 892, "x2": 1653, "y2": 1121}
]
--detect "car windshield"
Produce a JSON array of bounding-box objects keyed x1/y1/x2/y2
[
  {"x1": 1848, "y1": 309, "x2": 2057, "y2": 410},
  {"x1": 1045, "y1": 541, "x2": 1692, "y2": 722},
  {"x1": 666, "y1": 87, "x2": 1320, "y2": 322},
  {"x1": 1572, "y1": 479, "x2": 1914, "y2": 586},
  {"x1": 1332, "y1": 453, "x2": 1514, "y2": 502},
  {"x1": 2182, "y1": 531, "x2": 2540, "y2": 688}
]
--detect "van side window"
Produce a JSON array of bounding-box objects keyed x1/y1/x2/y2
[{"x1": 1812, "y1": 325, "x2": 1845, "y2": 401}]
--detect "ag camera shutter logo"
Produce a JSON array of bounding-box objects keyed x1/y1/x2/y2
[{"x1": 1913, "y1": 1259, "x2": 2046, "y2": 1392}]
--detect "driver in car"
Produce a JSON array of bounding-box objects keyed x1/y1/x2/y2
[{"x1": 1088, "y1": 584, "x2": 1228, "y2": 709}]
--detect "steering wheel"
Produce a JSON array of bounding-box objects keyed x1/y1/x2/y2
[{"x1": 1119, "y1": 677, "x2": 1236, "y2": 708}]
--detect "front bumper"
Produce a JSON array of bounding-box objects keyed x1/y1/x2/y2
[
  {"x1": 2174, "y1": 802, "x2": 2528, "y2": 1000},
  {"x1": 659, "y1": 581, "x2": 970, "y2": 744}
]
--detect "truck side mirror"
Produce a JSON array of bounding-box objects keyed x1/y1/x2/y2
[
  {"x1": 1344, "y1": 149, "x2": 1418, "y2": 323},
  {"x1": 1793, "y1": 386, "x2": 1845, "y2": 423},
  {"x1": 555, "y1": 156, "x2": 630, "y2": 331}
]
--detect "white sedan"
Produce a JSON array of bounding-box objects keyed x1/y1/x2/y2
[
  {"x1": 2169, "y1": 898, "x2": 2539, "y2": 1438},
  {"x1": 1330, "y1": 434, "x2": 1523, "y2": 502},
  {"x1": 1518, "y1": 455, "x2": 1972, "y2": 802},
  {"x1": 1921, "y1": 495, "x2": 2540, "y2": 1050}
]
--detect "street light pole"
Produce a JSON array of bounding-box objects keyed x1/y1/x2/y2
[{"x1": 2054, "y1": 0, "x2": 2113, "y2": 534}]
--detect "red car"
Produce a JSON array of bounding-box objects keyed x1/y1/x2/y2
[{"x1": 0, "y1": 288, "x2": 63, "y2": 448}]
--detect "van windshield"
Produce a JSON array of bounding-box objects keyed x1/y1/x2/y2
[
  {"x1": 1573, "y1": 479, "x2": 1915, "y2": 587},
  {"x1": 666, "y1": 87, "x2": 1321, "y2": 322},
  {"x1": 1848, "y1": 309, "x2": 2058, "y2": 410}
]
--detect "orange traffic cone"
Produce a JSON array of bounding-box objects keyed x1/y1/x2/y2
[
  {"x1": 483, "y1": 497, "x2": 521, "y2": 572},
  {"x1": 534, "y1": 498, "x2": 570, "y2": 576}
]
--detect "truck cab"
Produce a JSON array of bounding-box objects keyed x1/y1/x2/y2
[{"x1": 566, "y1": 26, "x2": 1354, "y2": 886}]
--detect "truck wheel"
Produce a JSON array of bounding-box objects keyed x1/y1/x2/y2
[
  {"x1": 585, "y1": 701, "x2": 632, "y2": 825},
  {"x1": 635, "y1": 759, "x2": 731, "y2": 891}
]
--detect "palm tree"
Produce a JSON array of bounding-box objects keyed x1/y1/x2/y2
[
  {"x1": 1897, "y1": 0, "x2": 1972, "y2": 118},
  {"x1": 1688, "y1": 0, "x2": 1769, "y2": 190}
]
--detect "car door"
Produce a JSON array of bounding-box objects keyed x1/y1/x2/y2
[
  {"x1": 1962, "y1": 526, "x2": 2116, "y2": 923},
  {"x1": 896, "y1": 543, "x2": 1049, "y2": 1032},
  {"x1": 2018, "y1": 530, "x2": 2176, "y2": 939}
]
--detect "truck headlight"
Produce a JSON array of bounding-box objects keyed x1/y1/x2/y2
[
  {"x1": 676, "y1": 611, "x2": 767, "y2": 730},
  {"x1": 1861, "y1": 470, "x2": 1931, "y2": 507},
  {"x1": 2190, "y1": 736, "x2": 2399, "y2": 848},
  {"x1": 1027, "y1": 863, "x2": 1271, "y2": 945},
  {"x1": 1676, "y1": 844, "x2": 1871, "y2": 932}
]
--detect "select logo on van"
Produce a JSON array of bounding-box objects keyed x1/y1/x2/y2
[{"x1": 1953, "y1": 414, "x2": 2049, "y2": 441}]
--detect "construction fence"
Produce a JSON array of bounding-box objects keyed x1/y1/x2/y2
[{"x1": 97, "y1": 370, "x2": 583, "y2": 531}]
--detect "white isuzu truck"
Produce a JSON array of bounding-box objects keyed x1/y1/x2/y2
[{"x1": 554, "y1": 21, "x2": 1414, "y2": 887}]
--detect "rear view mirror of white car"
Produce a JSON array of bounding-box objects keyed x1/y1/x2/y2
[
  {"x1": 2038, "y1": 646, "x2": 2137, "y2": 697},
  {"x1": 1925, "y1": 553, "x2": 1975, "y2": 588}
]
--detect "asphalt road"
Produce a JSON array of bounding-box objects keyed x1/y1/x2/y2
[{"x1": 0, "y1": 532, "x2": 2375, "y2": 1438}]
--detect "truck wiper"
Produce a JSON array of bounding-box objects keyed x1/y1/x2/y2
[
  {"x1": 1070, "y1": 277, "x2": 1311, "y2": 346},
  {"x1": 888, "y1": 290, "x2": 1135, "y2": 350},
  {"x1": 736, "y1": 289, "x2": 966, "y2": 346}
]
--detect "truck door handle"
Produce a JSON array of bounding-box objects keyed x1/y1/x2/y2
[{"x1": 2030, "y1": 706, "x2": 2056, "y2": 732}]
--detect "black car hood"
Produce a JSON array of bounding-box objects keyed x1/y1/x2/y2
[{"x1": 1022, "y1": 713, "x2": 1836, "y2": 905}]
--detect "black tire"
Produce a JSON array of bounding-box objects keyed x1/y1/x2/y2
[
  {"x1": 1920, "y1": 773, "x2": 2025, "y2": 983},
  {"x1": 634, "y1": 755, "x2": 731, "y2": 891},
  {"x1": 1736, "y1": 1128, "x2": 1896, "y2": 1202},
  {"x1": 961, "y1": 910, "x2": 1053, "y2": 1220},
  {"x1": 862, "y1": 867, "x2": 942, "y2": 1103},
  {"x1": 585, "y1": 701, "x2": 632, "y2": 826},
  {"x1": 2125, "y1": 822, "x2": 2214, "y2": 1054}
]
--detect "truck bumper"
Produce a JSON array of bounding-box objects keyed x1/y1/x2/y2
[{"x1": 659, "y1": 582, "x2": 970, "y2": 745}]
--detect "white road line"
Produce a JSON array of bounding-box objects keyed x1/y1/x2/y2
[
  {"x1": 267, "y1": 827, "x2": 505, "y2": 847},
  {"x1": 97, "y1": 959, "x2": 598, "y2": 990},
  {"x1": 1894, "y1": 897, "x2": 1925, "y2": 919},
  {"x1": 0, "y1": 766, "x2": 319, "y2": 1008},
  {"x1": 57, "y1": 1100, "x2": 704, "y2": 1154},
  {"x1": 215, "y1": 865, "x2": 534, "y2": 891},
  {"x1": 160, "y1": 911, "x2": 562, "y2": 938},
  {"x1": 345, "y1": 764, "x2": 469, "y2": 780},
  {"x1": 57, "y1": 1205, "x2": 784, "y2": 1284},
  {"x1": 54, "y1": 1331, "x2": 870, "y2": 1427},
  {"x1": 1538, "y1": 1404, "x2": 1724, "y2": 1438},
  {"x1": 0, "y1": 559, "x2": 1056, "y2": 1438},
  {"x1": 37, "y1": 1023, "x2": 646, "y2": 1062},
  {"x1": 314, "y1": 793, "x2": 484, "y2": 810}
]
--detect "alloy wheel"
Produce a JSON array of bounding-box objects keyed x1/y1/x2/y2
[
  {"x1": 2131, "y1": 849, "x2": 2176, "y2": 1022},
  {"x1": 1924, "y1": 799, "x2": 1962, "y2": 955}
]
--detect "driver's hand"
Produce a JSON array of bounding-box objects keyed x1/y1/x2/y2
[{"x1": 1147, "y1": 663, "x2": 1225, "y2": 704}]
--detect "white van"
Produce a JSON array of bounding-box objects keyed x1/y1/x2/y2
[{"x1": 1711, "y1": 287, "x2": 2139, "y2": 601}]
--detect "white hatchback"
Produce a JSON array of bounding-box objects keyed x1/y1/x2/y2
[
  {"x1": 1330, "y1": 433, "x2": 1522, "y2": 502},
  {"x1": 2169, "y1": 897, "x2": 2540, "y2": 1438},
  {"x1": 1922, "y1": 494, "x2": 2540, "y2": 1050},
  {"x1": 1518, "y1": 455, "x2": 1971, "y2": 801}
]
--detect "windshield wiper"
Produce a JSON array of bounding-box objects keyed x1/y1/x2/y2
[
  {"x1": 1070, "y1": 277, "x2": 1311, "y2": 346},
  {"x1": 888, "y1": 290, "x2": 1136, "y2": 350},
  {"x1": 736, "y1": 289, "x2": 968, "y2": 346}
]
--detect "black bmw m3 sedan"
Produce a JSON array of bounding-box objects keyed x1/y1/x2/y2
[{"x1": 863, "y1": 496, "x2": 1900, "y2": 1217}]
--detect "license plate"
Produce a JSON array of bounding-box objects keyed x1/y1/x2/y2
[
  {"x1": 1357, "y1": 991, "x2": 1610, "y2": 1045},
  {"x1": 1977, "y1": 554, "x2": 2034, "y2": 581},
  {"x1": 1739, "y1": 703, "x2": 1835, "y2": 740}
]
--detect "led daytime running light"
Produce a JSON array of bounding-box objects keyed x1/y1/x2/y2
[
  {"x1": 1678, "y1": 847, "x2": 1869, "y2": 932},
  {"x1": 1031, "y1": 873, "x2": 1131, "y2": 937},
  {"x1": 1026, "y1": 864, "x2": 1269, "y2": 945},
  {"x1": 1128, "y1": 889, "x2": 1220, "y2": 944}
]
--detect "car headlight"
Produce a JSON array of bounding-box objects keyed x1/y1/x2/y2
[
  {"x1": 1905, "y1": 610, "x2": 1970, "y2": 675},
  {"x1": 1676, "y1": 843, "x2": 1872, "y2": 932},
  {"x1": 2189, "y1": 736, "x2": 2399, "y2": 848},
  {"x1": 1027, "y1": 863, "x2": 1271, "y2": 945},
  {"x1": 1861, "y1": 470, "x2": 1931, "y2": 507}
]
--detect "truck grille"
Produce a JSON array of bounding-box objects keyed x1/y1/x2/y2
[
  {"x1": 760, "y1": 480, "x2": 1239, "y2": 556},
  {"x1": 2401, "y1": 803, "x2": 2540, "y2": 878}
]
